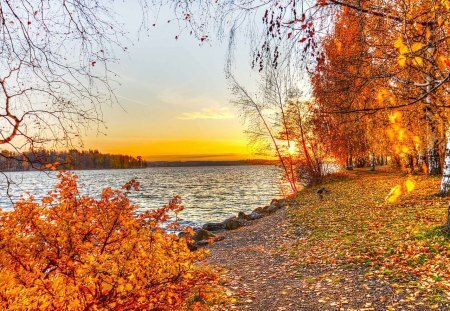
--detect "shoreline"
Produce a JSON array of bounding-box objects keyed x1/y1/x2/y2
[{"x1": 186, "y1": 197, "x2": 289, "y2": 250}]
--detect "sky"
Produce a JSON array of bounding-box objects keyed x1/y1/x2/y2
[{"x1": 82, "y1": 4, "x2": 259, "y2": 161}]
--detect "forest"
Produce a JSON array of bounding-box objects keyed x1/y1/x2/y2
[{"x1": 0, "y1": 149, "x2": 146, "y2": 171}]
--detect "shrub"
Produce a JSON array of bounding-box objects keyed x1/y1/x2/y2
[{"x1": 0, "y1": 172, "x2": 220, "y2": 310}]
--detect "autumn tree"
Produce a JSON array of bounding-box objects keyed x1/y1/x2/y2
[{"x1": 158, "y1": 0, "x2": 450, "y2": 192}]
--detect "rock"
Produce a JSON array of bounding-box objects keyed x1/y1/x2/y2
[
  {"x1": 270, "y1": 198, "x2": 280, "y2": 206},
  {"x1": 192, "y1": 229, "x2": 217, "y2": 242},
  {"x1": 223, "y1": 216, "x2": 244, "y2": 230},
  {"x1": 266, "y1": 204, "x2": 279, "y2": 213},
  {"x1": 237, "y1": 211, "x2": 252, "y2": 221},
  {"x1": 249, "y1": 211, "x2": 263, "y2": 220},
  {"x1": 195, "y1": 240, "x2": 210, "y2": 247},
  {"x1": 278, "y1": 198, "x2": 287, "y2": 207},
  {"x1": 270, "y1": 198, "x2": 287, "y2": 208},
  {"x1": 187, "y1": 243, "x2": 198, "y2": 251},
  {"x1": 254, "y1": 204, "x2": 279, "y2": 214},
  {"x1": 202, "y1": 222, "x2": 225, "y2": 231},
  {"x1": 253, "y1": 205, "x2": 270, "y2": 214}
]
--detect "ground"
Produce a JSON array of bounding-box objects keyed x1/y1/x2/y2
[{"x1": 207, "y1": 168, "x2": 450, "y2": 310}]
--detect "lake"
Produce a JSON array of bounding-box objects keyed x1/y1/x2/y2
[{"x1": 0, "y1": 165, "x2": 286, "y2": 227}]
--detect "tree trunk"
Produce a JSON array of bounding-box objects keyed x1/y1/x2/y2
[
  {"x1": 440, "y1": 136, "x2": 450, "y2": 196},
  {"x1": 425, "y1": 27, "x2": 441, "y2": 176},
  {"x1": 346, "y1": 152, "x2": 353, "y2": 170},
  {"x1": 418, "y1": 150, "x2": 427, "y2": 173},
  {"x1": 407, "y1": 154, "x2": 414, "y2": 174},
  {"x1": 428, "y1": 132, "x2": 441, "y2": 175},
  {"x1": 370, "y1": 152, "x2": 375, "y2": 171}
]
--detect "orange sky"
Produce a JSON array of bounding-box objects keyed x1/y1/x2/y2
[{"x1": 80, "y1": 5, "x2": 262, "y2": 161}]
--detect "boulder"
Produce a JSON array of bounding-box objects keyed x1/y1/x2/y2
[
  {"x1": 270, "y1": 198, "x2": 280, "y2": 206},
  {"x1": 202, "y1": 222, "x2": 225, "y2": 231},
  {"x1": 237, "y1": 211, "x2": 252, "y2": 221},
  {"x1": 253, "y1": 205, "x2": 270, "y2": 214},
  {"x1": 248, "y1": 211, "x2": 263, "y2": 220},
  {"x1": 270, "y1": 198, "x2": 287, "y2": 208},
  {"x1": 223, "y1": 216, "x2": 244, "y2": 230},
  {"x1": 192, "y1": 229, "x2": 217, "y2": 242},
  {"x1": 278, "y1": 198, "x2": 287, "y2": 207},
  {"x1": 266, "y1": 204, "x2": 279, "y2": 213},
  {"x1": 195, "y1": 240, "x2": 210, "y2": 247},
  {"x1": 187, "y1": 243, "x2": 198, "y2": 252},
  {"x1": 254, "y1": 204, "x2": 278, "y2": 214}
]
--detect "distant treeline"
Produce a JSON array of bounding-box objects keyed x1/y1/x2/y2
[
  {"x1": 147, "y1": 159, "x2": 277, "y2": 167},
  {"x1": 0, "y1": 149, "x2": 146, "y2": 172}
]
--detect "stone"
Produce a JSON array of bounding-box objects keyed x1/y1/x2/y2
[
  {"x1": 237, "y1": 211, "x2": 252, "y2": 221},
  {"x1": 202, "y1": 222, "x2": 225, "y2": 231},
  {"x1": 223, "y1": 216, "x2": 244, "y2": 230},
  {"x1": 266, "y1": 204, "x2": 279, "y2": 213},
  {"x1": 278, "y1": 198, "x2": 287, "y2": 207},
  {"x1": 249, "y1": 211, "x2": 263, "y2": 220},
  {"x1": 253, "y1": 205, "x2": 270, "y2": 214},
  {"x1": 192, "y1": 229, "x2": 217, "y2": 242}
]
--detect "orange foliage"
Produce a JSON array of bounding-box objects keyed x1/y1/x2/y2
[{"x1": 0, "y1": 172, "x2": 221, "y2": 310}]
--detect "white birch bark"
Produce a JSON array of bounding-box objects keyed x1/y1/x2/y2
[{"x1": 440, "y1": 135, "x2": 450, "y2": 195}]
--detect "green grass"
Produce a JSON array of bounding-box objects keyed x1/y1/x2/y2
[{"x1": 288, "y1": 168, "x2": 450, "y2": 306}]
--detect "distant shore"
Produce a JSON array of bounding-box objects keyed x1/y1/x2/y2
[{"x1": 146, "y1": 159, "x2": 278, "y2": 167}]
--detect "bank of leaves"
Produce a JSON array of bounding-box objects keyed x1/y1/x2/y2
[
  {"x1": 289, "y1": 169, "x2": 450, "y2": 308},
  {"x1": 0, "y1": 172, "x2": 222, "y2": 310}
]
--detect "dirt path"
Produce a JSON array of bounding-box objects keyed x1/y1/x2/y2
[
  {"x1": 206, "y1": 207, "x2": 415, "y2": 311},
  {"x1": 207, "y1": 208, "x2": 304, "y2": 310}
]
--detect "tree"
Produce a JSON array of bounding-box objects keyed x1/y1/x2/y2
[
  {"x1": 0, "y1": 1, "x2": 145, "y2": 165},
  {"x1": 160, "y1": 0, "x2": 450, "y2": 192},
  {"x1": 230, "y1": 71, "x2": 299, "y2": 195}
]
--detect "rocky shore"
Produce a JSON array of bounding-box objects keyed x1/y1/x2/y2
[{"x1": 184, "y1": 198, "x2": 288, "y2": 251}]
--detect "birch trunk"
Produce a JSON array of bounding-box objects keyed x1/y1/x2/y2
[{"x1": 440, "y1": 136, "x2": 450, "y2": 196}]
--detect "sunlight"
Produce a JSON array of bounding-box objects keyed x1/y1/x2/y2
[
  {"x1": 288, "y1": 141, "x2": 297, "y2": 155},
  {"x1": 385, "y1": 179, "x2": 416, "y2": 203}
]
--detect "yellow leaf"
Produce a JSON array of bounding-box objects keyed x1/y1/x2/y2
[
  {"x1": 413, "y1": 56, "x2": 423, "y2": 67},
  {"x1": 399, "y1": 45, "x2": 409, "y2": 55},
  {"x1": 394, "y1": 37, "x2": 404, "y2": 48},
  {"x1": 411, "y1": 42, "x2": 425, "y2": 52},
  {"x1": 398, "y1": 55, "x2": 407, "y2": 67}
]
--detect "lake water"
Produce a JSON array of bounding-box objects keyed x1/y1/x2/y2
[{"x1": 0, "y1": 166, "x2": 286, "y2": 227}]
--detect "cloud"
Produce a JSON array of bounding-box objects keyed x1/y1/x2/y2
[{"x1": 176, "y1": 106, "x2": 235, "y2": 120}]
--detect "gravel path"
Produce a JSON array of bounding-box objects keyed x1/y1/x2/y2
[{"x1": 205, "y1": 207, "x2": 405, "y2": 311}]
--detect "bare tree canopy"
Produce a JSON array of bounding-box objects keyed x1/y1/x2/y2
[{"x1": 0, "y1": 1, "x2": 142, "y2": 153}]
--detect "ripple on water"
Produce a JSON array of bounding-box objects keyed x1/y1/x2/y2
[{"x1": 0, "y1": 165, "x2": 287, "y2": 227}]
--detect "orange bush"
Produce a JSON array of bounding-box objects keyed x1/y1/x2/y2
[{"x1": 0, "y1": 172, "x2": 220, "y2": 310}]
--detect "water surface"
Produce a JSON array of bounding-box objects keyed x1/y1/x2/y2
[{"x1": 0, "y1": 166, "x2": 285, "y2": 227}]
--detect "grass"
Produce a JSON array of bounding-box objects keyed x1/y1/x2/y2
[{"x1": 288, "y1": 168, "x2": 450, "y2": 307}]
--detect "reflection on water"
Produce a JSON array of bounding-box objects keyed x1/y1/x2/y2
[{"x1": 0, "y1": 166, "x2": 285, "y2": 227}]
